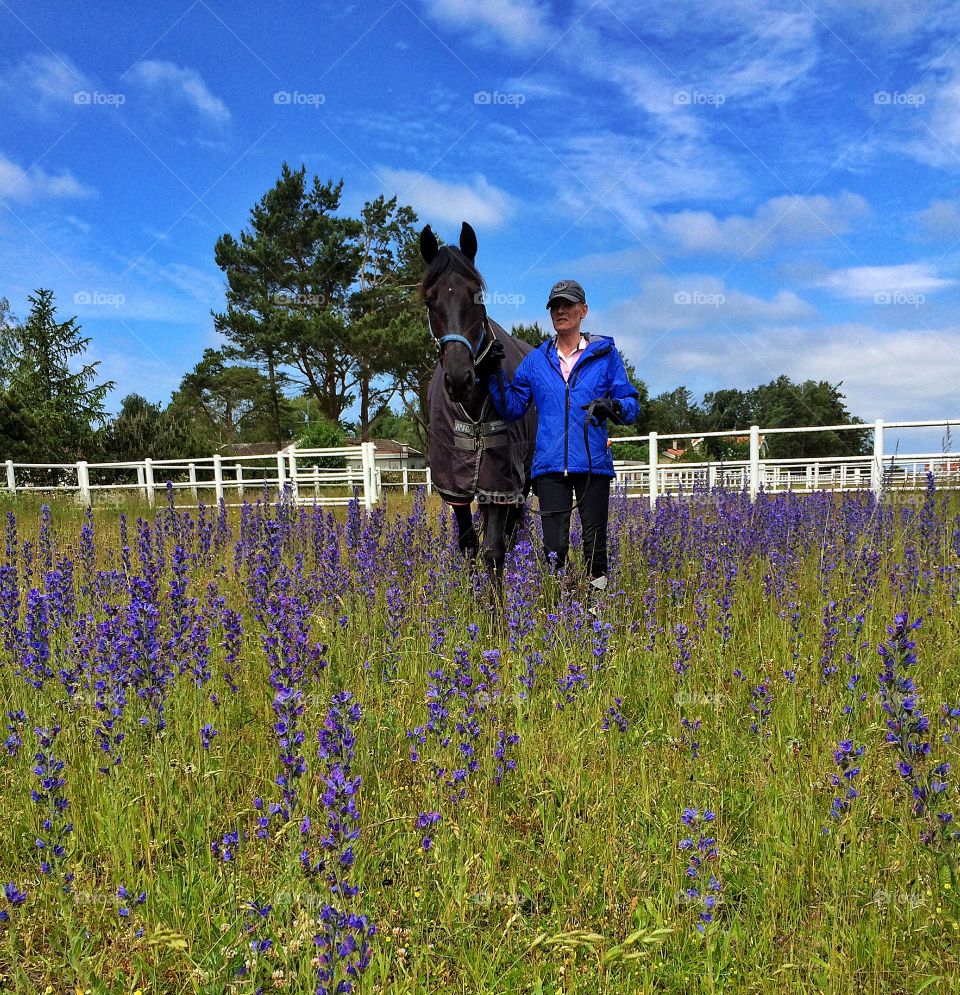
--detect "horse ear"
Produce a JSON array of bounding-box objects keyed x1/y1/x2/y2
[
  {"x1": 420, "y1": 225, "x2": 439, "y2": 264},
  {"x1": 459, "y1": 222, "x2": 478, "y2": 262}
]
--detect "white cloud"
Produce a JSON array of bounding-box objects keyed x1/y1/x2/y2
[
  {"x1": 914, "y1": 199, "x2": 960, "y2": 240},
  {"x1": 128, "y1": 60, "x2": 230, "y2": 123},
  {"x1": 377, "y1": 169, "x2": 515, "y2": 229},
  {"x1": 425, "y1": 0, "x2": 551, "y2": 50},
  {"x1": 817, "y1": 263, "x2": 955, "y2": 298},
  {"x1": 550, "y1": 130, "x2": 740, "y2": 228},
  {"x1": 594, "y1": 275, "x2": 815, "y2": 342},
  {"x1": 0, "y1": 52, "x2": 91, "y2": 111},
  {"x1": 656, "y1": 193, "x2": 869, "y2": 256},
  {"x1": 573, "y1": 1, "x2": 819, "y2": 116},
  {"x1": 604, "y1": 310, "x2": 960, "y2": 431},
  {"x1": 0, "y1": 153, "x2": 93, "y2": 202}
]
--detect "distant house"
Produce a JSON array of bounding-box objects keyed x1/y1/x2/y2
[
  {"x1": 344, "y1": 438, "x2": 426, "y2": 471},
  {"x1": 219, "y1": 441, "x2": 297, "y2": 457},
  {"x1": 660, "y1": 435, "x2": 767, "y2": 461}
]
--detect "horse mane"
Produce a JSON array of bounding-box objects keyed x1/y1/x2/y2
[{"x1": 420, "y1": 246, "x2": 487, "y2": 298}]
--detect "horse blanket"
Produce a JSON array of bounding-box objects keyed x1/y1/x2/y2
[{"x1": 428, "y1": 320, "x2": 537, "y2": 505}]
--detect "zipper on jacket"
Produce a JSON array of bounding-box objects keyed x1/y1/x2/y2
[{"x1": 550, "y1": 340, "x2": 611, "y2": 476}]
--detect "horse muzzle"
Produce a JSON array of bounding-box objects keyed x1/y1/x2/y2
[{"x1": 444, "y1": 368, "x2": 476, "y2": 400}]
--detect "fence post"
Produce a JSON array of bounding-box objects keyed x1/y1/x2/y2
[
  {"x1": 76, "y1": 460, "x2": 91, "y2": 506},
  {"x1": 360, "y1": 442, "x2": 374, "y2": 510},
  {"x1": 189, "y1": 462, "x2": 198, "y2": 501},
  {"x1": 749, "y1": 425, "x2": 760, "y2": 501},
  {"x1": 402, "y1": 464, "x2": 409, "y2": 494},
  {"x1": 287, "y1": 446, "x2": 299, "y2": 503},
  {"x1": 276, "y1": 451, "x2": 287, "y2": 498},
  {"x1": 236, "y1": 464, "x2": 244, "y2": 500},
  {"x1": 5, "y1": 460, "x2": 15, "y2": 496},
  {"x1": 144, "y1": 458, "x2": 156, "y2": 507},
  {"x1": 871, "y1": 418, "x2": 884, "y2": 498},
  {"x1": 371, "y1": 443, "x2": 380, "y2": 505},
  {"x1": 425, "y1": 466, "x2": 432, "y2": 495},
  {"x1": 648, "y1": 431, "x2": 658, "y2": 509},
  {"x1": 213, "y1": 454, "x2": 224, "y2": 505}
]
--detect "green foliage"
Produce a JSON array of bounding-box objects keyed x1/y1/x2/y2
[
  {"x1": 366, "y1": 406, "x2": 424, "y2": 449},
  {"x1": 641, "y1": 386, "x2": 702, "y2": 436},
  {"x1": 0, "y1": 289, "x2": 113, "y2": 462},
  {"x1": 103, "y1": 394, "x2": 202, "y2": 462},
  {"x1": 0, "y1": 389, "x2": 39, "y2": 462},
  {"x1": 700, "y1": 376, "x2": 869, "y2": 459},
  {"x1": 297, "y1": 415, "x2": 346, "y2": 468},
  {"x1": 167, "y1": 348, "x2": 299, "y2": 449},
  {"x1": 348, "y1": 195, "x2": 426, "y2": 438},
  {"x1": 510, "y1": 322, "x2": 549, "y2": 348}
]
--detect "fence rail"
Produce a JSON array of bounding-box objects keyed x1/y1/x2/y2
[{"x1": 2, "y1": 417, "x2": 958, "y2": 509}]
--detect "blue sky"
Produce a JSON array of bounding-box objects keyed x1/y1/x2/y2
[{"x1": 2, "y1": 0, "x2": 960, "y2": 453}]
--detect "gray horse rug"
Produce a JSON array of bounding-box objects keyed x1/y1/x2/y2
[{"x1": 428, "y1": 320, "x2": 537, "y2": 505}]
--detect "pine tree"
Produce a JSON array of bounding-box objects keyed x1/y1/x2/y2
[{"x1": 3, "y1": 289, "x2": 114, "y2": 462}]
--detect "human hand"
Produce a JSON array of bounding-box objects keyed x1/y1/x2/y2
[
  {"x1": 486, "y1": 338, "x2": 506, "y2": 370},
  {"x1": 581, "y1": 396, "x2": 622, "y2": 423}
]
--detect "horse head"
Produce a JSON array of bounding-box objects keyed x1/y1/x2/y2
[{"x1": 420, "y1": 221, "x2": 490, "y2": 403}]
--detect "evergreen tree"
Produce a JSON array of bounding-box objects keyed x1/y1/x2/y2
[
  {"x1": 510, "y1": 321, "x2": 549, "y2": 348},
  {"x1": 213, "y1": 165, "x2": 360, "y2": 444},
  {"x1": 1, "y1": 289, "x2": 113, "y2": 462}
]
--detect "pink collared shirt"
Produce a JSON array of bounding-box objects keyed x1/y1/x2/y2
[{"x1": 556, "y1": 335, "x2": 588, "y2": 382}]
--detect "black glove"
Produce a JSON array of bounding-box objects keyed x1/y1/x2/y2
[
  {"x1": 582, "y1": 396, "x2": 622, "y2": 424},
  {"x1": 485, "y1": 338, "x2": 506, "y2": 370}
]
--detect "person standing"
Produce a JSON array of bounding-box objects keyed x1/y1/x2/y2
[{"x1": 487, "y1": 279, "x2": 639, "y2": 592}]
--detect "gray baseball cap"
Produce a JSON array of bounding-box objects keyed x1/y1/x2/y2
[{"x1": 546, "y1": 279, "x2": 586, "y2": 309}]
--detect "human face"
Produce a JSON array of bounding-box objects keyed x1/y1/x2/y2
[{"x1": 549, "y1": 299, "x2": 587, "y2": 337}]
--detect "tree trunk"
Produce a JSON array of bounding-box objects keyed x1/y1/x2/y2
[
  {"x1": 359, "y1": 372, "x2": 370, "y2": 442},
  {"x1": 266, "y1": 350, "x2": 282, "y2": 450}
]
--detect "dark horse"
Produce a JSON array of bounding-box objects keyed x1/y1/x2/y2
[{"x1": 420, "y1": 221, "x2": 537, "y2": 580}]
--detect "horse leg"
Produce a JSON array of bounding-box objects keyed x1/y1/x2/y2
[
  {"x1": 504, "y1": 501, "x2": 525, "y2": 549},
  {"x1": 452, "y1": 503, "x2": 478, "y2": 559},
  {"x1": 481, "y1": 503, "x2": 509, "y2": 607}
]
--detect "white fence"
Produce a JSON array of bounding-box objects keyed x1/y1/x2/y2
[
  {"x1": 3, "y1": 443, "x2": 381, "y2": 510},
  {"x1": 611, "y1": 418, "x2": 960, "y2": 507},
  {"x1": 2, "y1": 418, "x2": 958, "y2": 509}
]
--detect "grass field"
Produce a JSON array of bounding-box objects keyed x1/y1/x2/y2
[{"x1": 0, "y1": 484, "x2": 958, "y2": 994}]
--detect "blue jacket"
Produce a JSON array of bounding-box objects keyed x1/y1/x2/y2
[{"x1": 488, "y1": 334, "x2": 639, "y2": 478}]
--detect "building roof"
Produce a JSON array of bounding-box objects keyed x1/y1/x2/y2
[{"x1": 345, "y1": 438, "x2": 424, "y2": 456}]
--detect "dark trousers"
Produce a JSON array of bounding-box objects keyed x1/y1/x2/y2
[{"x1": 534, "y1": 473, "x2": 611, "y2": 579}]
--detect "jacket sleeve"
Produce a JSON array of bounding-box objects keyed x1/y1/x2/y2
[
  {"x1": 488, "y1": 358, "x2": 534, "y2": 422},
  {"x1": 608, "y1": 346, "x2": 640, "y2": 424}
]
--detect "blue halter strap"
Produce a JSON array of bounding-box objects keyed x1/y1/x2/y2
[{"x1": 428, "y1": 308, "x2": 491, "y2": 361}]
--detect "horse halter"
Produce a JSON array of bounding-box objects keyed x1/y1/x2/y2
[{"x1": 426, "y1": 295, "x2": 493, "y2": 364}]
